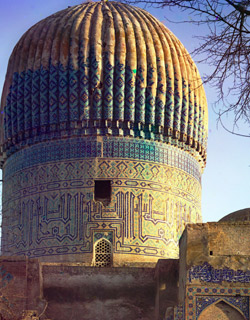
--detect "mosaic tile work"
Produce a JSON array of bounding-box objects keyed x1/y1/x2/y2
[
  {"x1": 2, "y1": 137, "x2": 202, "y2": 262},
  {"x1": 196, "y1": 295, "x2": 249, "y2": 319},
  {"x1": 174, "y1": 305, "x2": 184, "y2": 320},
  {"x1": 186, "y1": 286, "x2": 250, "y2": 320},
  {"x1": 4, "y1": 136, "x2": 201, "y2": 182},
  {"x1": 189, "y1": 262, "x2": 250, "y2": 284},
  {"x1": 166, "y1": 309, "x2": 174, "y2": 320},
  {"x1": 0, "y1": 2, "x2": 208, "y2": 168},
  {"x1": 94, "y1": 231, "x2": 113, "y2": 244}
]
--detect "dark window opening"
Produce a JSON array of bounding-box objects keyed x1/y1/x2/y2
[
  {"x1": 210, "y1": 251, "x2": 213, "y2": 256},
  {"x1": 95, "y1": 180, "x2": 111, "y2": 204}
]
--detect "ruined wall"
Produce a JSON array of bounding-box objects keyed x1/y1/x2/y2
[
  {"x1": 177, "y1": 222, "x2": 250, "y2": 320},
  {"x1": 42, "y1": 263, "x2": 156, "y2": 320},
  {"x1": 0, "y1": 257, "x2": 178, "y2": 320},
  {"x1": 0, "y1": 257, "x2": 41, "y2": 320},
  {"x1": 155, "y1": 259, "x2": 179, "y2": 320}
]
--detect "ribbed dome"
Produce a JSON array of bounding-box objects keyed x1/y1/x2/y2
[{"x1": 0, "y1": 2, "x2": 208, "y2": 167}]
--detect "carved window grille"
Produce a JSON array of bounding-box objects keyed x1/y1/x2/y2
[{"x1": 94, "y1": 239, "x2": 112, "y2": 267}]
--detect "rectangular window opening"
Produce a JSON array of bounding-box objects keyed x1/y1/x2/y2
[{"x1": 95, "y1": 180, "x2": 111, "y2": 204}]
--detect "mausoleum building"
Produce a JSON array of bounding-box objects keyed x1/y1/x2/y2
[{"x1": 0, "y1": 2, "x2": 249, "y2": 320}]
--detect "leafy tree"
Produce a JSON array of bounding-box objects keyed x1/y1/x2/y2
[{"x1": 122, "y1": 0, "x2": 250, "y2": 136}]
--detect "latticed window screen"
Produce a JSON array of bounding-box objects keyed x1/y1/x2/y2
[{"x1": 95, "y1": 239, "x2": 112, "y2": 267}]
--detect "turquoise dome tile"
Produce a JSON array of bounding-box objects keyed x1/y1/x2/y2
[{"x1": 0, "y1": 2, "x2": 208, "y2": 168}]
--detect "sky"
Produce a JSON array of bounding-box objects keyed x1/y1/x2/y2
[{"x1": 0, "y1": 0, "x2": 249, "y2": 223}]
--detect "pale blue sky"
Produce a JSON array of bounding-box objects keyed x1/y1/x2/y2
[{"x1": 0, "y1": 0, "x2": 249, "y2": 222}]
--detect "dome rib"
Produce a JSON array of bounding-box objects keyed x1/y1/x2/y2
[
  {"x1": 102, "y1": 3, "x2": 115, "y2": 123},
  {"x1": 58, "y1": 6, "x2": 83, "y2": 128},
  {"x1": 110, "y1": 3, "x2": 126, "y2": 125},
  {"x1": 175, "y1": 41, "x2": 189, "y2": 138},
  {"x1": 183, "y1": 48, "x2": 193, "y2": 141},
  {"x1": 115, "y1": 4, "x2": 136, "y2": 126},
  {"x1": 13, "y1": 25, "x2": 37, "y2": 140},
  {"x1": 145, "y1": 14, "x2": 175, "y2": 136},
  {"x1": 117, "y1": 3, "x2": 145, "y2": 131},
  {"x1": 49, "y1": 8, "x2": 75, "y2": 128},
  {"x1": 158, "y1": 26, "x2": 176, "y2": 137},
  {"x1": 137, "y1": 9, "x2": 167, "y2": 133},
  {"x1": 31, "y1": 18, "x2": 52, "y2": 135},
  {"x1": 0, "y1": 1, "x2": 208, "y2": 168},
  {"x1": 128, "y1": 5, "x2": 158, "y2": 135},
  {"x1": 195, "y1": 72, "x2": 202, "y2": 149},
  {"x1": 40, "y1": 9, "x2": 66, "y2": 130},
  {"x1": 186, "y1": 56, "x2": 195, "y2": 141},
  {"x1": 170, "y1": 35, "x2": 183, "y2": 138},
  {"x1": 68, "y1": 6, "x2": 85, "y2": 125},
  {"x1": 79, "y1": 4, "x2": 95, "y2": 125},
  {"x1": 28, "y1": 23, "x2": 46, "y2": 135},
  {"x1": 90, "y1": 4, "x2": 103, "y2": 122},
  {"x1": 17, "y1": 71, "x2": 25, "y2": 135}
]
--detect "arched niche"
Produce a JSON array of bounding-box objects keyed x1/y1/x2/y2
[
  {"x1": 94, "y1": 238, "x2": 113, "y2": 267},
  {"x1": 198, "y1": 300, "x2": 246, "y2": 320}
]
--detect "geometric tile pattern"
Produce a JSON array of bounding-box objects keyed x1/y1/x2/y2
[
  {"x1": 185, "y1": 286, "x2": 250, "y2": 320},
  {"x1": 4, "y1": 137, "x2": 201, "y2": 182},
  {"x1": 174, "y1": 305, "x2": 184, "y2": 320},
  {"x1": 2, "y1": 137, "x2": 202, "y2": 261},
  {"x1": 1, "y1": 2, "x2": 208, "y2": 168},
  {"x1": 196, "y1": 295, "x2": 249, "y2": 319}
]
